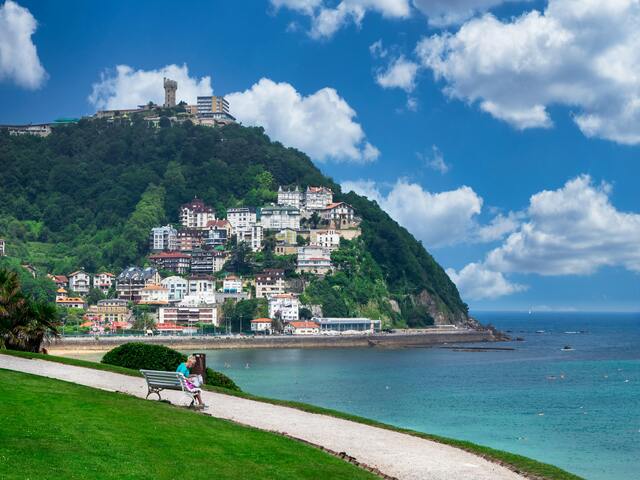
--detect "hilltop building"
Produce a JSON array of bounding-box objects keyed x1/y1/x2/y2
[
  {"x1": 222, "y1": 275, "x2": 242, "y2": 293},
  {"x1": 164, "y1": 78, "x2": 177, "y2": 108},
  {"x1": 236, "y1": 225, "x2": 263, "y2": 252},
  {"x1": 139, "y1": 284, "x2": 170, "y2": 305},
  {"x1": 55, "y1": 288, "x2": 86, "y2": 309},
  {"x1": 296, "y1": 246, "x2": 332, "y2": 275},
  {"x1": 321, "y1": 202, "x2": 356, "y2": 229},
  {"x1": 116, "y1": 267, "x2": 160, "y2": 303}
]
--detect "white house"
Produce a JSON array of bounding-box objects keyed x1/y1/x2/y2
[
  {"x1": 260, "y1": 205, "x2": 301, "y2": 231},
  {"x1": 236, "y1": 225, "x2": 263, "y2": 252},
  {"x1": 68, "y1": 270, "x2": 91, "y2": 295},
  {"x1": 180, "y1": 198, "x2": 215, "y2": 229},
  {"x1": 161, "y1": 276, "x2": 188, "y2": 302},
  {"x1": 159, "y1": 304, "x2": 218, "y2": 327},
  {"x1": 321, "y1": 202, "x2": 356, "y2": 228},
  {"x1": 227, "y1": 207, "x2": 257, "y2": 235},
  {"x1": 250, "y1": 318, "x2": 272, "y2": 334},
  {"x1": 139, "y1": 285, "x2": 169, "y2": 305},
  {"x1": 150, "y1": 225, "x2": 177, "y2": 251},
  {"x1": 268, "y1": 293, "x2": 299, "y2": 322},
  {"x1": 188, "y1": 275, "x2": 215, "y2": 295},
  {"x1": 297, "y1": 246, "x2": 333, "y2": 275},
  {"x1": 285, "y1": 321, "x2": 320, "y2": 335},
  {"x1": 222, "y1": 275, "x2": 242, "y2": 293},
  {"x1": 305, "y1": 186, "x2": 333, "y2": 210},
  {"x1": 92, "y1": 272, "x2": 115, "y2": 294},
  {"x1": 55, "y1": 288, "x2": 86, "y2": 309},
  {"x1": 277, "y1": 186, "x2": 303, "y2": 208},
  {"x1": 310, "y1": 230, "x2": 341, "y2": 251}
]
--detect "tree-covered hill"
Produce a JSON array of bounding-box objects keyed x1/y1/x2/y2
[{"x1": 0, "y1": 119, "x2": 471, "y2": 326}]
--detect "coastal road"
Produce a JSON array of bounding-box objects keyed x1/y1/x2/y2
[{"x1": 0, "y1": 354, "x2": 526, "y2": 480}]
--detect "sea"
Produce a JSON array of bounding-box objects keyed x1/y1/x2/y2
[{"x1": 70, "y1": 312, "x2": 640, "y2": 479}]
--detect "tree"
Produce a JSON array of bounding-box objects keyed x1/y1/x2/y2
[
  {"x1": 299, "y1": 307, "x2": 312, "y2": 320},
  {"x1": 86, "y1": 288, "x2": 106, "y2": 306},
  {"x1": 0, "y1": 268, "x2": 58, "y2": 352}
]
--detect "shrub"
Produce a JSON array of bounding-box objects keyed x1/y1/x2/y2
[
  {"x1": 101, "y1": 342, "x2": 241, "y2": 391},
  {"x1": 206, "y1": 368, "x2": 240, "y2": 391}
]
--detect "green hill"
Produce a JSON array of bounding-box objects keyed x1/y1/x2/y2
[{"x1": 0, "y1": 119, "x2": 472, "y2": 327}]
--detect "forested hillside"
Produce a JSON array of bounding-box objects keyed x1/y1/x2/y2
[{"x1": 0, "y1": 119, "x2": 471, "y2": 327}]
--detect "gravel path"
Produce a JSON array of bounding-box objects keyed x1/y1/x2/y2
[{"x1": 1, "y1": 354, "x2": 527, "y2": 480}]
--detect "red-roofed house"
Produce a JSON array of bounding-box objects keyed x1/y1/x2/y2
[
  {"x1": 320, "y1": 202, "x2": 355, "y2": 228},
  {"x1": 285, "y1": 321, "x2": 320, "y2": 335},
  {"x1": 305, "y1": 186, "x2": 333, "y2": 210},
  {"x1": 250, "y1": 318, "x2": 272, "y2": 334}
]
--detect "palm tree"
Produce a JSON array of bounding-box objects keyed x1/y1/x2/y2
[{"x1": 0, "y1": 268, "x2": 58, "y2": 352}]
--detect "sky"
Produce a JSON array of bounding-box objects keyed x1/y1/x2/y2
[{"x1": 1, "y1": 0, "x2": 639, "y2": 312}]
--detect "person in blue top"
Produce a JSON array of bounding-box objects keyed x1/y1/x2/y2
[{"x1": 176, "y1": 355, "x2": 205, "y2": 408}]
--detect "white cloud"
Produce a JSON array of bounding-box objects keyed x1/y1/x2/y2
[
  {"x1": 271, "y1": 0, "x2": 411, "y2": 39},
  {"x1": 88, "y1": 64, "x2": 212, "y2": 110},
  {"x1": 446, "y1": 263, "x2": 526, "y2": 300},
  {"x1": 228, "y1": 78, "x2": 378, "y2": 163},
  {"x1": 342, "y1": 179, "x2": 483, "y2": 247},
  {"x1": 418, "y1": 144, "x2": 450, "y2": 174},
  {"x1": 416, "y1": 0, "x2": 640, "y2": 144},
  {"x1": 486, "y1": 175, "x2": 640, "y2": 275},
  {"x1": 375, "y1": 55, "x2": 419, "y2": 92},
  {"x1": 369, "y1": 39, "x2": 388, "y2": 59},
  {"x1": 476, "y1": 211, "x2": 521, "y2": 242},
  {"x1": 0, "y1": 0, "x2": 47, "y2": 89},
  {"x1": 412, "y1": 0, "x2": 523, "y2": 27}
]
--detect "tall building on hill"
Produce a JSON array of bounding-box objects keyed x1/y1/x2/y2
[
  {"x1": 305, "y1": 186, "x2": 333, "y2": 210},
  {"x1": 277, "y1": 186, "x2": 303, "y2": 208},
  {"x1": 164, "y1": 78, "x2": 177, "y2": 107},
  {"x1": 180, "y1": 198, "x2": 215, "y2": 229},
  {"x1": 197, "y1": 95, "x2": 229, "y2": 115}
]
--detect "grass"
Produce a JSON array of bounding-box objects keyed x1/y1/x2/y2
[
  {"x1": 0, "y1": 369, "x2": 377, "y2": 480},
  {"x1": 1, "y1": 349, "x2": 584, "y2": 480}
]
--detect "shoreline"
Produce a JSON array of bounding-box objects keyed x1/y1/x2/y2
[{"x1": 47, "y1": 329, "x2": 500, "y2": 353}]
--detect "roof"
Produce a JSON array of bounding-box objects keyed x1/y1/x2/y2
[
  {"x1": 289, "y1": 321, "x2": 319, "y2": 329},
  {"x1": 80, "y1": 321, "x2": 94, "y2": 327},
  {"x1": 323, "y1": 202, "x2": 352, "y2": 210},
  {"x1": 52, "y1": 275, "x2": 68, "y2": 282},
  {"x1": 56, "y1": 287, "x2": 67, "y2": 293},
  {"x1": 68, "y1": 270, "x2": 87, "y2": 277},
  {"x1": 225, "y1": 274, "x2": 240, "y2": 281},
  {"x1": 181, "y1": 198, "x2": 214, "y2": 213},
  {"x1": 56, "y1": 297, "x2": 84, "y2": 304},
  {"x1": 110, "y1": 321, "x2": 130, "y2": 328},
  {"x1": 206, "y1": 220, "x2": 231, "y2": 228},
  {"x1": 307, "y1": 186, "x2": 332, "y2": 193},
  {"x1": 149, "y1": 252, "x2": 191, "y2": 259},
  {"x1": 97, "y1": 272, "x2": 114, "y2": 277},
  {"x1": 141, "y1": 284, "x2": 168, "y2": 291},
  {"x1": 271, "y1": 293, "x2": 295, "y2": 299},
  {"x1": 117, "y1": 267, "x2": 158, "y2": 281},
  {"x1": 251, "y1": 318, "x2": 272, "y2": 323},
  {"x1": 156, "y1": 323, "x2": 185, "y2": 330}
]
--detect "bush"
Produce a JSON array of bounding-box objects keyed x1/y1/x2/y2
[
  {"x1": 101, "y1": 342, "x2": 241, "y2": 391},
  {"x1": 102, "y1": 343, "x2": 184, "y2": 371}
]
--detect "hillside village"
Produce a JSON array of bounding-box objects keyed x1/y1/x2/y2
[{"x1": 41, "y1": 184, "x2": 383, "y2": 337}]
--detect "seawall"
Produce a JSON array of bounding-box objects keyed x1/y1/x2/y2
[{"x1": 48, "y1": 329, "x2": 498, "y2": 352}]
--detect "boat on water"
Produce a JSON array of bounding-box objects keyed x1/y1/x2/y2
[
  {"x1": 561, "y1": 345, "x2": 574, "y2": 351},
  {"x1": 536, "y1": 330, "x2": 545, "y2": 334}
]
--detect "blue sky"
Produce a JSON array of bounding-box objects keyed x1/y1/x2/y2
[{"x1": 1, "y1": 0, "x2": 639, "y2": 311}]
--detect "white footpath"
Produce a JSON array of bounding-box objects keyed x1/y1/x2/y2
[{"x1": 0, "y1": 354, "x2": 527, "y2": 480}]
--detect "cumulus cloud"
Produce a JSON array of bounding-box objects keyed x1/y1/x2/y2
[
  {"x1": 416, "y1": 0, "x2": 640, "y2": 144},
  {"x1": 446, "y1": 263, "x2": 526, "y2": 300},
  {"x1": 449, "y1": 174, "x2": 640, "y2": 300},
  {"x1": 412, "y1": 0, "x2": 522, "y2": 27},
  {"x1": 88, "y1": 64, "x2": 212, "y2": 110},
  {"x1": 228, "y1": 78, "x2": 378, "y2": 163},
  {"x1": 342, "y1": 179, "x2": 483, "y2": 247},
  {"x1": 375, "y1": 55, "x2": 419, "y2": 92},
  {"x1": 486, "y1": 175, "x2": 640, "y2": 275},
  {"x1": 271, "y1": 0, "x2": 411, "y2": 39},
  {"x1": 0, "y1": 0, "x2": 47, "y2": 89}
]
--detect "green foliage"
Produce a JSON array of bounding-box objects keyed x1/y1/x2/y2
[
  {"x1": 0, "y1": 267, "x2": 58, "y2": 352},
  {"x1": 0, "y1": 121, "x2": 469, "y2": 324},
  {"x1": 102, "y1": 342, "x2": 184, "y2": 371},
  {"x1": 221, "y1": 298, "x2": 265, "y2": 333}
]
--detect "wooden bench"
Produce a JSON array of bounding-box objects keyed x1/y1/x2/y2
[{"x1": 140, "y1": 369, "x2": 200, "y2": 407}]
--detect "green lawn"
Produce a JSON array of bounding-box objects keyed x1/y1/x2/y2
[
  {"x1": 0, "y1": 350, "x2": 583, "y2": 480},
  {"x1": 0, "y1": 369, "x2": 376, "y2": 480}
]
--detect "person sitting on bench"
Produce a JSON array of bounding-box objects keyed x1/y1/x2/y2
[{"x1": 176, "y1": 355, "x2": 205, "y2": 407}]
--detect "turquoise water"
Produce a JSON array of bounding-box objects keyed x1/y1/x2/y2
[{"x1": 197, "y1": 312, "x2": 639, "y2": 480}]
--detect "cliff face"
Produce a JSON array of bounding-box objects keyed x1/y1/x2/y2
[{"x1": 412, "y1": 290, "x2": 480, "y2": 329}]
